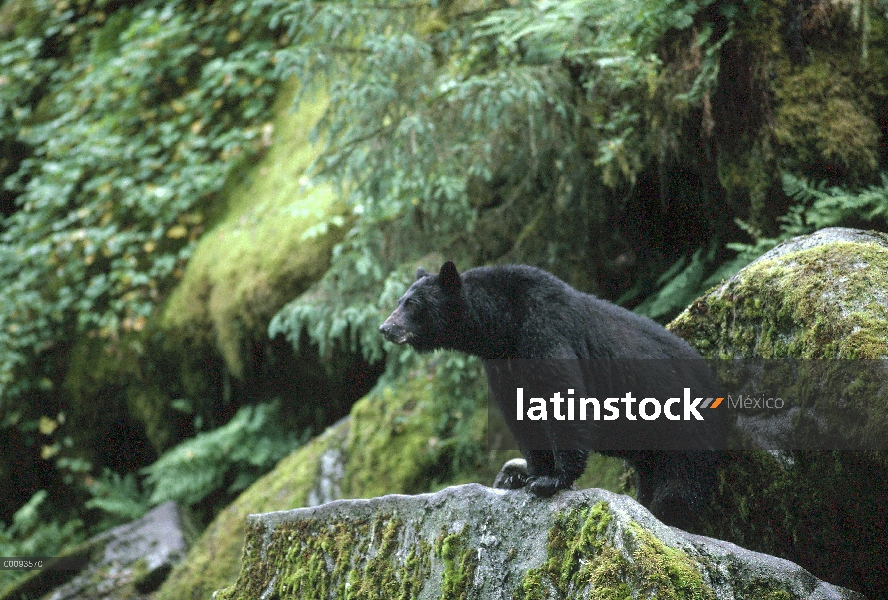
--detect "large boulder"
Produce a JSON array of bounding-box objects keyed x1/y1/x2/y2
[
  {"x1": 671, "y1": 227, "x2": 888, "y2": 359},
  {"x1": 215, "y1": 483, "x2": 862, "y2": 600},
  {"x1": 670, "y1": 227, "x2": 888, "y2": 598}
]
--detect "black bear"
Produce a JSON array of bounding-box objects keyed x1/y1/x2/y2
[{"x1": 379, "y1": 261, "x2": 723, "y2": 530}]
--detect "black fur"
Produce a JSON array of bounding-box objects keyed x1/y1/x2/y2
[{"x1": 380, "y1": 262, "x2": 722, "y2": 530}]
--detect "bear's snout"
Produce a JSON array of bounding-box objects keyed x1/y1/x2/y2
[{"x1": 379, "y1": 318, "x2": 408, "y2": 344}]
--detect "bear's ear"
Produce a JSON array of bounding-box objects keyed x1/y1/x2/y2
[
  {"x1": 439, "y1": 261, "x2": 461, "y2": 292},
  {"x1": 415, "y1": 267, "x2": 429, "y2": 281}
]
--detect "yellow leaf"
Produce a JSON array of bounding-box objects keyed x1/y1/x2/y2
[
  {"x1": 167, "y1": 225, "x2": 188, "y2": 239},
  {"x1": 39, "y1": 416, "x2": 58, "y2": 436},
  {"x1": 144, "y1": 240, "x2": 157, "y2": 253}
]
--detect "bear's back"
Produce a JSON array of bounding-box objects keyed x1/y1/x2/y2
[{"x1": 462, "y1": 264, "x2": 701, "y2": 361}]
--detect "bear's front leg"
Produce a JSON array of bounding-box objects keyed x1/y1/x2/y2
[
  {"x1": 528, "y1": 449, "x2": 588, "y2": 497},
  {"x1": 492, "y1": 450, "x2": 552, "y2": 492},
  {"x1": 492, "y1": 457, "x2": 530, "y2": 490},
  {"x1": 493, "y1": 450, "x2": 588, "y2": 497}
]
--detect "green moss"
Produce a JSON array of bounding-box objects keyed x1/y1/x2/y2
[
  {"x1": 342, "y1": 382, "x2": 441, "y2": 498},
  {"x1": 671, "y1": 241, "x2": 888, "y2": 359},
  {"x1": 627, "y1": 524, "x2": 713, "y2": 600},
  {"x1": 516, "y1": 502, "x2": 714, "y2": 600},
  {"x1": 435, "y1": 525, "x2": 477, "y2": 599},
  {"x1": 162, "y1": 80, "x2": 346, "y2": 377},
  {"x1": 218, "y1": 512, "x2": 431, "y2": 600},
  {"x1": 515, "y1": 569, "x2": 546, "y2": 600},
  {"x1": 772, "y1": 63, "x2": 879, "y2": 180},
  {"x1": 741, "y1": 582, "x2": 792, "y2": 600}
]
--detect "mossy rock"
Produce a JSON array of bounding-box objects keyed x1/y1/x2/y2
[
  {"x1": 671, "y1": 227, "x2": 888, "y2": 359},
  {"x1": 162, "y1": 81, "x2": 346, "y2": 379},
  {"x1": 156, "y1": 353, "x2": 629, "y2": 599},
  {"x1": 216, "y1": 484, "x2": 861, "y2": 600},
  {"x1": 669, "y1": 227, "x2": 888, "y2": 598}
]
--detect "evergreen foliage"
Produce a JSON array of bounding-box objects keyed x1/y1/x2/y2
[
  {"x1": 84, "y1": 469, "x2": 152, "y2": 524},
  {"x1": 265, "y1": 0, "x2": 737, "y2": 359}
]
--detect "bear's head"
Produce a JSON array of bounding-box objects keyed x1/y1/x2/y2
[{"x1": 379, "y1": 261, "x2": 463, "y2": 352}]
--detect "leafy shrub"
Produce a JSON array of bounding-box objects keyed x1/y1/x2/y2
[
  {"x1": 141, "y1": 401, "x2": 307, "y2": 508},
  {"x1": 0, "y1": 0, "x2": 286, "y2": 403},
  {"x1": 84, "y1": 469, "x2": 153, "y2": 527}
]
